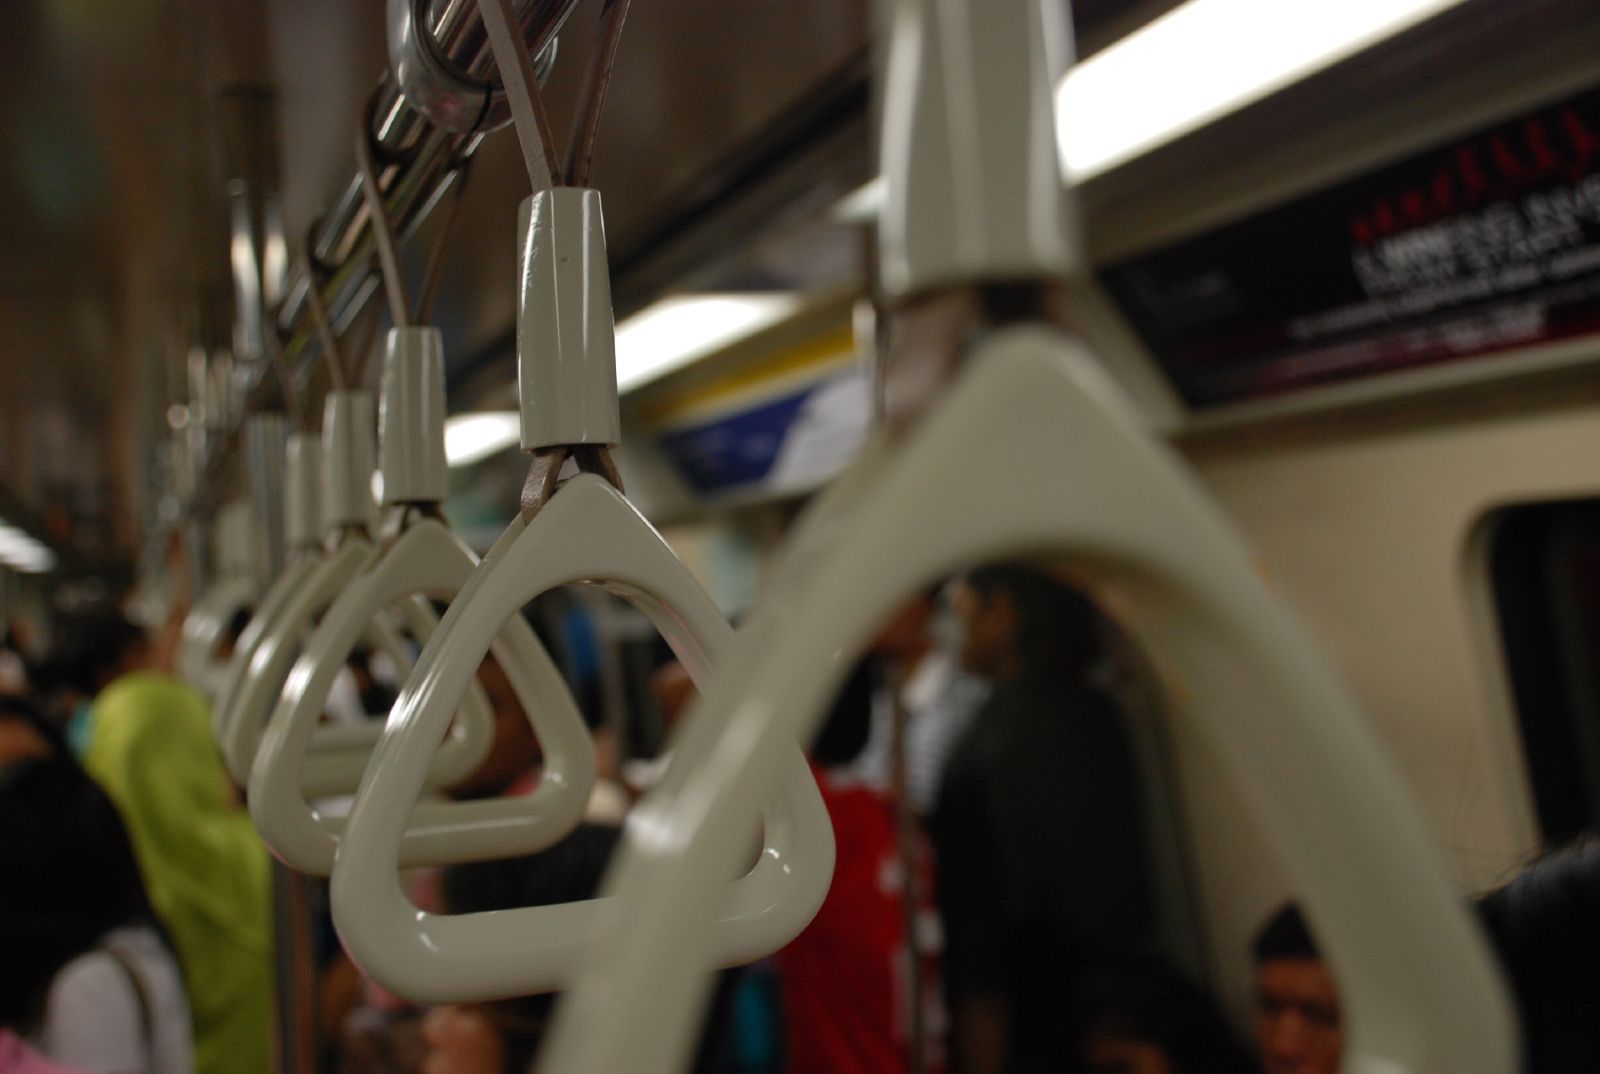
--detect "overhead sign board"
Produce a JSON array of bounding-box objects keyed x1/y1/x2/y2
[{"x1": 1100, "y1": 85, "x2": 1600, "y2": 407}]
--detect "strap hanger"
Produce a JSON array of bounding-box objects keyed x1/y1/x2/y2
[
  {"x1": 177, "y1": 498, "x2": 260, "y2": 699},
  {"x1": 211, "y1": 428, "x2": 328, "y2": 742},
  {"x1": 332, "y1": 475, "x2": 833, "y2": 1003},
  {"x1": 539, "y1": 2, "x2": 1520, "y2": 1072},
  {"x1": 249, "y1": 143, "x2": 596, "y2": 876},
  {"x1": 214, "y1": 240, "x2": 495, "y2": 791},
  {"x1": 327, "y1": 0, "x2": 834, "y2": 1005},
  {"x1": 209, "y1": 330, "x2": 326, "y2": 740}
]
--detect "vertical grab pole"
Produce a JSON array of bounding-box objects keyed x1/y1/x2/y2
[
  {"x1": 269, "y1": 869, "x2": 320, "y2": 1074},
  {"x1": 245, "y1": 411, "x2": 319, "y2": 1074},
  {"x1": 888, "y1": 688, "x2": 926, "y2": 1074}
]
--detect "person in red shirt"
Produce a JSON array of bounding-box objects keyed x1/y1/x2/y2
[{"x1": 777, "y1": 659, "x2": 945, "y2": 1074}]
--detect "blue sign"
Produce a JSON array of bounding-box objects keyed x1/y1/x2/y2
[{"x1": 656, "y1": 368, "x2": 871, "y2": 497}]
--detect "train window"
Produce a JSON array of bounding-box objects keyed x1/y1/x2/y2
[{"x1": 1488, "y1": 498, "x2": 1600, "y2": 844}]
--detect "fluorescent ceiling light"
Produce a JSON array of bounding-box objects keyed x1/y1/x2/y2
[
  {"x1": 832, "y1": 179, "x2": 886, "y2": 225},
  {"x1": 1057, "y1": 0, "x2": 1466, "y2": 181},
  {"x1": 833, "y1": 0, "x2": 1465, "y2": 219},
  {"x1": 444, "y1": 411, "x2": 522, "y2": 468},
  {"x1": 8, "y1": 552, "x2": 56, "y2": 574},
  {"x1": 443, "y1": 295, "x2": 805, "y2": 464},
  {"x1": 614, "y1": 294, "x2": 804, "y2": 393},
  {"x1": 0, "y1": 522, "x2": 56, "y2": 574}
]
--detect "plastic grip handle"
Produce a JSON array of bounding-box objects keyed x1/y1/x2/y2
[
  {"x1": 539, "y1": 330, "x2": 1519, "y2": 1074},
  {"x1": 331, "y1": 476, "x2": 834, "y2": 1005},
  {"x1": 213, "y1": 499, "x2": 260, "y2": 580},
  {"x1": 217, "y1": 536, "x2": 492, "y2": 790},
  {"x1": 379, "y1": 327, "x2": 450, "y2": 504},
  {"x1": 214, "y1": 554, "x2": 324, "y2": 746},
  {"x1": 285, "y1": 434, "x2": 323, "y2": 549},
  {"x1": 322, "y1": 391, "x2": 378, "y2": 529},
  {"x1": 879, "y1": 0, "x2": 1077, "y2": 296},
  {"x1": 177, "y1": 576, "x2": 256, "y2": 698},
  {"x1": 250, "y1": 517, "x2": 595, "y2": 875},
  {"x1": 220, "y1": 540, "x2": 374, "y2": 784},
  {"x1": 516, "y1": 189, "x2": 621, "y2": 451},
  {"x1": 295, "y1": 592, "x2": 494, "y2": 797}
]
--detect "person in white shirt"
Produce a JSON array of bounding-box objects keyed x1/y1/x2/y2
[
  {"x1": 41, "y1": 925, "x2": 190, "y2": 1074},
  {"x1": 842, "y1": 587, "x2": 989, "y2": 814},
  {"x1": 0, "y1": 731, "x2": 193, "y2": 1074}
]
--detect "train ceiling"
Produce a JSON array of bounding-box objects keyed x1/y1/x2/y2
[{"x1": 7, "y1": 0, "x2": 1596, "y2": 575}]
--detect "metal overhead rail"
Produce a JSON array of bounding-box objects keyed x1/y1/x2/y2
[{"x1": 266, "y1": 0, "x2": 578, "y2": 391}]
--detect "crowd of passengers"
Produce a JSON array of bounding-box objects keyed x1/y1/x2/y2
[{"x1": 0, "y1": 561, "x2": 1595, "y2": 1074}]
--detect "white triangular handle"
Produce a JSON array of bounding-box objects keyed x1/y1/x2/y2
[
  {"x1": 251, "y1": 516, "x2": 596, "y2": 875},
  {"x1": 217, "y1": 535, "x2": 492, "y2": 790},
  {"x1": 214, "y1": 552, "x2": 324, "y2": 745},
  {"x1": 297, "y1": 590, "x2": 488, "y2": 795},
  {"x1": 216, "y1": 563, "x2": 425, "y2": 765},
  {"x1": 540, "y1": 328, "x2": 1517, "y2": 1074},
  {"x1": 178, "y1": 576, "x2": 256, "y2": 699},
  {"x1": 331, "y1": 475, "x2": 835, "y2": 1004}
]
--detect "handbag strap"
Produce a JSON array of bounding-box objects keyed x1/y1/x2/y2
[{"x1": 100, "y1": 939, "x2": 156, "y2": 1071}]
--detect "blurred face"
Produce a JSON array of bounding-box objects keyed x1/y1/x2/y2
[
  {"x1": 421, "y1": 1005, "x2": 504, "y2": 1074},
  {"x1": 1254, "y1": 958, "x2": 1342, "y2": 1074},
  {"x1": 954, "y1": 582, "x2": 1018, "y2": 680},
  {"x1": 448, "y1": 656, "x2": 541, "y2": 800},
  {"x1": 117, "y1": 636, "x2": 154, "y2": 678},
  {"x1": 871, "y1": 596, "x2": 934, "y2": 664},
  {"x1": 0, "y1": 716, "x2": 51, "y2": 766},
  {"x1": 649, "y1": 661, "x2": 695, "y2": 730}
]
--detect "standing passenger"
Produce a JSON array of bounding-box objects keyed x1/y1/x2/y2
[
  {"x1": 1476, "y1": 837, "x2": 1600, "y2": 1074},
  {"x1": 73, "y1": 611, "x2": 273, "y2": 1074},
  {"x1": 1074, "y1": 957, "x2": 1257, "y2": 1074},
  {"x1": 841, "y1": 590, "x2": 989, "y2": 817},
  {"x1": 1250, "y1": 905, "x2": 1342, "y2": 1074},
  {"x1": 419, "y1": 825, "x2": 623, "y2": 1074},
  {"x1": 777, "y1": 659, "x2": 945, "y2": 1074},
  {"x1": 0, "y1": 695, "x2": 56, "y2": 766},
  {"x1": 1, "y1": 699, "x2": 112, "y2": 1074},
  {"x1": 932, "y1": 564, "x2": 1155, "y2": 1074},
  {"x1": 0, "y1": 750, "x2": 193, "y2": 1074}
]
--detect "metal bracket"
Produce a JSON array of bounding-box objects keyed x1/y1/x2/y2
[
  {"x1": 878, "y1": 0, "x2": 1080, "y2": 298},
  {"x1": 388, "y1": 0, "x2": 559, "y2": 135},
  {"x1": 378, "y1": 327, "x2": 449, "y2": 505},
  {"x1": 519, "y1": 444, "x2": 623, "y2": 521},
  {"x1": 515, "y1": 187, "x2": 622, "y2": 451},
  {"x1": 321, "y1": 391, "x2": 378, "y2": 531}
]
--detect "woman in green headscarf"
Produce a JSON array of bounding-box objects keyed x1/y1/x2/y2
[{"x1": 80, "y1": 611, "x2": 273, "y2": 1074}]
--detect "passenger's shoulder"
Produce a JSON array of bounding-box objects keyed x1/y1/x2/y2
[
  {"x1": 50, "y1": 948, "x2": 122, "y2": 993},
  {"x1": 47, "y1": 946, "x2": 136, "y2": 1016}
]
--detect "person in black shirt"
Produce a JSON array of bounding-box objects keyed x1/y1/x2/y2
[
  {"x1": 1476, "y1": 837, "x2": 1600, "y2": 1074},
  {"x1": 932, "y1": 564, "x2": 1156, "y2": 1074}
]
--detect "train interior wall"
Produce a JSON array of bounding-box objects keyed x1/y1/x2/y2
[
  {"x1": 632, "y1": 358, "x2": 1600, "y2": 1023},
  {"x1": 1161, "y1": 371, "x2": 1600, "y2": 1015}
]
